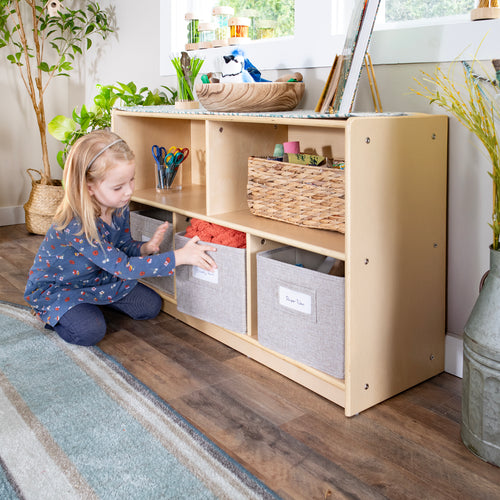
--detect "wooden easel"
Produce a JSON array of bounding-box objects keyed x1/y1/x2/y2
[{"x1": 365, "y1": 53, "x2": 382, "y2": 113}]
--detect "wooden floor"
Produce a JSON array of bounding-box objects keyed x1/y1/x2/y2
[{"x1": 2, "y1": 223, "x2": 499, "y2": 499}]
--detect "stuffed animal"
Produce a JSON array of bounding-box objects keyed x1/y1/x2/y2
[
  {"x1": 216, "y1": 48, "x2": 301, "y2": 84},
  {"x1": 220, "y1": 53, "x2": 253, "y2": 83}
]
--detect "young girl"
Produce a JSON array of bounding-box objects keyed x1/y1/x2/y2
[{"x1": 25, "y1": 130, "x2": 217, "y2": 346}]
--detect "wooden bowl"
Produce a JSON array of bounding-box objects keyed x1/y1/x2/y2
[{"x1": 195, "y1": 82, "x2": 305, "y2": 112}]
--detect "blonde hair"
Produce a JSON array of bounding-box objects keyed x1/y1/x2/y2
[{"x1": 54, "y1": 130, "x2": 135, "y2": 244}]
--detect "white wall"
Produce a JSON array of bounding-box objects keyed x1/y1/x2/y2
[
  {"x1": 84, "y1": 1, "x2": 165, "y2": 100},
  {"x1": 2, "y1": 0, "x2": 494, "y2": 376}
]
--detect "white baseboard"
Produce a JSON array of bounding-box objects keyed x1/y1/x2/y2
[
  {"x1": 445, "y1": 333, "x2": 463, "y2": 378},
  {"x1": 0, "y1": 206, "x2": 25, "y2": 226}
]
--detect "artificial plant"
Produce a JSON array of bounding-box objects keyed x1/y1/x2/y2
[
  {"x1": 171, "y1": 52, "x2": 203, "y2": 101},
  {"x1": 0, "y1": 0, "x2": 113, "y2": 185},
  {"x1": 413, "y1": 58, "x2": 500, "y2": 250},
  {"x1": 48, "y1": 81, "x2": 177, "y2": 168}
]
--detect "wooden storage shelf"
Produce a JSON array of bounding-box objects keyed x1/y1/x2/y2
[{"x1": 113, "y1": 107, "x2": 448, "y2": 416}]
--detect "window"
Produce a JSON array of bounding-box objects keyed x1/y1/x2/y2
[
  {"x1": 159, "y1": 0, "x2": 500, "y2": 77},
  {"x1": 212, "y1": 0, "x2": 295, "y2": 39},
  {"x1": 380, "y1": 0, "x2": 475, "y2": 23},
  {"x1": 167, "y1": 0, "x2": 294, "y2": 52},
  {"x1": 160, "y1": 0, "x2": 335, "y2": 76}
]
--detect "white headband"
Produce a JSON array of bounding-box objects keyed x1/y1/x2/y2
[{"x1": 86, "y1": 139, "x2": 124, "y2": 172}]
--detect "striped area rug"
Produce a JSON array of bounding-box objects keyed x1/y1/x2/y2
[{"x1": 0, "y1": 302, "x2": 278, "y2": 499}]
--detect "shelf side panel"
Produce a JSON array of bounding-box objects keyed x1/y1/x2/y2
[{"x1": 345, "y1": 114, "x2": 448, "y2": 416}]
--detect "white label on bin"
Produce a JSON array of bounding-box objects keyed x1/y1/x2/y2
[
  {"x1": 142, "y1": 236, "x2": 150, "y2": 242},
  {"x1": 279, "y1": 286, "x2": 312, "y2": 314},
  {"x1": 193, "y1": 266, "x2": 219, "y2": 284}
]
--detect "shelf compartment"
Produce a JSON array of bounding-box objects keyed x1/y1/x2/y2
[
  {"x1": 206, "y1": 120, "x2": 288, "y2": 215},
  {"x1": 257, "y1": 245, "x2": 345, "y2": 379},
  {"x1": 213, "y1": 210, "x2": 345, "y2": 259},
  {"x1": 132, "y1": 185, "x2": 207, "y2": 217},
  {"x1": 175, "y1": 231, "x2": 247, "y2": 335},
  {"x1": 113, "y1": 114, "x2": 206, "y2": 191},
  {"x1": 130, "y1": 208, "x2": 175, "y2": 296}
]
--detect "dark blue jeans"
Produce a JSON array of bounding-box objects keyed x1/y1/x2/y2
[{"x1": 53, "y1": 283, "x2": 162, "y2": 346}]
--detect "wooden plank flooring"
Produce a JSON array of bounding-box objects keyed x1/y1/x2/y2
[{"x1": 1, "y1": 224, "x2": 499, "y2": 499}]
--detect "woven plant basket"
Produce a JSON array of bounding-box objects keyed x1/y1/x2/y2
[
  {"x1": 247, "y1": 156, "x2": 345, "y2": 233},
  {"x1": 23, "y1": 169, "x2": 64, "y2": 235}
]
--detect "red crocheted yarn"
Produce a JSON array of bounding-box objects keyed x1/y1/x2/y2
[{"x1": 185, "y1": 218, "x2": 246, "y2": 248}]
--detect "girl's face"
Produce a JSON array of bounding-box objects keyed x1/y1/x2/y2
[{"x1": 88, "y1": 160, "x2": 135, "y2": 216}]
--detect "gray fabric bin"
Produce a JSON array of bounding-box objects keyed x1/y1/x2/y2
[
  {"x1": 130, "y1": 209, "x2": 174, "y2": 295},
  {"x1": 257, "y1": 246, "x2": 345, "y2": 378},
  {"x1": 175, "y1": 232, "x2": 247, "y2": 334}
]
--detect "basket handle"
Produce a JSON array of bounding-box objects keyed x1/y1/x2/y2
[{"x1": 26, "y1": 168, "x2": 42, "y2": 184}]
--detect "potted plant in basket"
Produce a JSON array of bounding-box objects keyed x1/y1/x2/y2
[
  {"x1": 0, "y1": 0, "x2": 113, "y2": 234},
  {"x1": 413, "y1": 57, "x2": 500, "y2": 467}
]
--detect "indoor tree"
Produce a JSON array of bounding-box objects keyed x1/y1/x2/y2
[{"x1": 0, "y1": 0, "x2": 113, "y2": 185}]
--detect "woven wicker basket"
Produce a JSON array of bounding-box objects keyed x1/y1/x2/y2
[
  {"x1": 247, "y1": 157, "x2": 345, "y2": 233},
  {"x1": 23, "y1": 169, "x2": 64, "y2": 235}
]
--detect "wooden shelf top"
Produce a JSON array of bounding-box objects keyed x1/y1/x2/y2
[{"x1": 113, "y1": 106, "x2": 352, "y2": 128}]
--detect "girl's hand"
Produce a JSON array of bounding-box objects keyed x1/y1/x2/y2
[
  {"x1": 174, "y1": 235, "x2": 217, "y2": 271},
  {"x1": 140, "y1": 221, "x2": 170, "y2": 256}
]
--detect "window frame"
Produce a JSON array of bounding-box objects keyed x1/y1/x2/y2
[{"x1": 160, "y1": 0, "x2": 500, "y2": 77}]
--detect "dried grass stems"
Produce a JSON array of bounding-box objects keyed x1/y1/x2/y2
[{"x1": 412, "y1": 58, "x2": 500, "y2": 250}]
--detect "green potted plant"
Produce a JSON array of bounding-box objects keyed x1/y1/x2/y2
[
  {"x1": 0, "y1": 0, "x2": 113, "y2": 234},
  {"x1": 48, "y1": 81, "x2": 177, "y2": 168},
  {"x1": 413, "y1": 58, "x2": 500, "y2": 467},
  {"x1": 171, "y1": 51, "x2": 203, "y2": 109}
]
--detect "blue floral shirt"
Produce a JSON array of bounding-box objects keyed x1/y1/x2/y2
[{"x1": 25, "y1": 207, "x2": 175, "y2": 326}]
